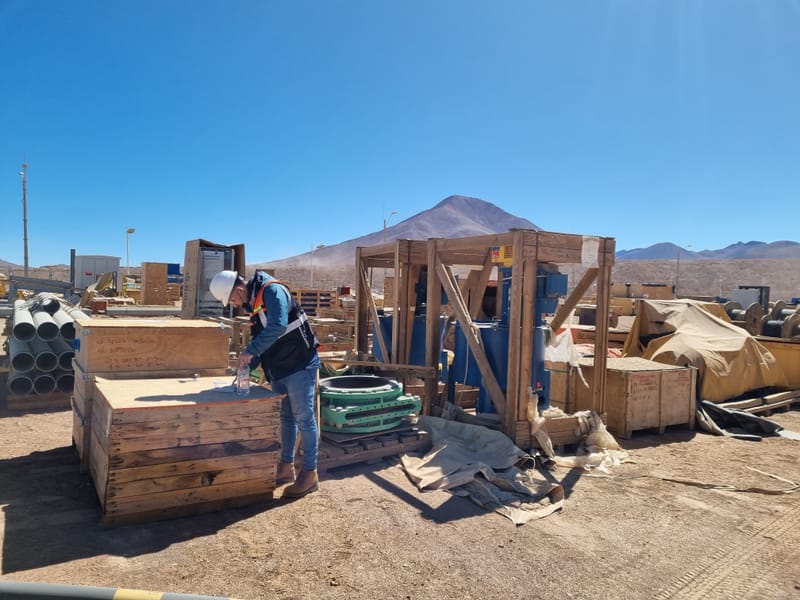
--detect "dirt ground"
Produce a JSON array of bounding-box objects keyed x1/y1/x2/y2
[{"x1": 1, "y1": 401, "x2": 799, "y2": 600}]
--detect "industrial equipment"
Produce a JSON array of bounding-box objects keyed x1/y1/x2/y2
[
  {"x1": 451, "y1": 263, "x2": 568, "y2": 414},
  {"x1": 319, "y1": 375, "x2": 422, "y2": 433}
]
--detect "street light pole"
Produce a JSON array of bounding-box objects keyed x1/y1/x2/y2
[
  {"x1": 310, "y1": 244, "x2": 325, "y2": 288},
  {"x1": 126, "y1": 227, "x2": 136, "y2": 280},
  {"x1": 383, "y1": 210, "x2": 398, "y2": 242},
  {"x1": 19, "y1": 163, "x2": 29, "y2": 277}
]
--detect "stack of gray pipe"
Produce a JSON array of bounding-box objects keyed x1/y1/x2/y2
[{"x1": 8, "y1": 293, "x2": 89, "y2": 397}]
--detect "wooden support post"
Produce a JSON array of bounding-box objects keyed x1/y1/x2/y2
[{"x1": 425, "y1": 240, "x2": 443, "y2": 414}]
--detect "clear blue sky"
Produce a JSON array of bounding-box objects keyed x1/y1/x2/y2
[{"x1": 2, "y1": 1, "x2": 799, "y2": 268}]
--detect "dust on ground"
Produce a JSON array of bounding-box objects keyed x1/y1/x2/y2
[{"x1": 1, "y1": 404, "x2": 799, "y2": 600}]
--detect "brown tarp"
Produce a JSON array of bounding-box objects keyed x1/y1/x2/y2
[{"x1": 622, "y1": 299, "x2": 788, "y2": 402}]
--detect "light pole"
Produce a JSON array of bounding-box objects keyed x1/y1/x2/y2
[
  {"x1": 126, "y1": 227, "x2": 136, "y2": 280},
  {"x1": 310, "y1": 244, "x2": 325, "y2": 288},
  {"x1": 19, "y1": 163, "x2": 29, "y2": 277},
  {"x1": 383, "y1": 210, "x2": 398, "y2": 242}
]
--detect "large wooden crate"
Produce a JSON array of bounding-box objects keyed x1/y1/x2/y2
[
  {"x1": 89, "y1": 376, "x2": 282, "y2": 525},
  {"x1": 71, "y1": 359, "x2": 229, "y2": 472},
  {"x1": 570, "y1": 356, "x2": 697, "y2": 438},
  {"x1": 73, "y1": 318, "x2": 229, "y2": 373}
]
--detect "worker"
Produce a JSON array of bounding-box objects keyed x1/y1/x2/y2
[{"x1": 209, "y1": 269, "x2": 321, "y2": 499}]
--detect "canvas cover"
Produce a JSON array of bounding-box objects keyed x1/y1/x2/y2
[{"x1": 622, "y1": 299, "x2": 788, "y2": 402}]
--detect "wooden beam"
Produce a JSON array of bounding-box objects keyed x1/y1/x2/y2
[
  {"x1": 505, "y1": 230, "x2": 525, "y2": 434},
  {"x1": 549, "y1": 267, "x2": 599, "y2": 333},
  {"x1": 435, "y1": 255, "x2": 507, "y2": 422},
  {"x1": 358, "y1": 262, "x2": 389, "y2": 361},
  {"x1": 518, "y1": 256, "x2": 536, "y2": 422},
  {"x1": 425, "y1": 240, "x2": 443, "y2": 415},
  {"x1": 468, "y1": 250, "x2": 496, "y2": 320}
]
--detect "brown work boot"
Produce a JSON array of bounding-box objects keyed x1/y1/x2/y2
[
  {"x1": 276, "y1": 461, "x2": 295, "y2": 485},
  {"x1": 282, "y1": 469, "x2": 319, "y2": 499}
]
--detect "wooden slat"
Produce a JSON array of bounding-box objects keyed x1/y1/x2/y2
[
  {"x1": 109, "y1": 439, "x2": 280, "y2": 469},
  {"x1": 104, "y1": 478, "x2": 275, "y2": 515},
  {"x1": 107, "y1": 462, "x2": 277, "y2": 500},
  {"x1": 109, "y1": 424, "x2": 279, "y2": 454},
  {"x1": 107, "y1": 451, "x2": 275, "y2": 485},
  {"x1": 109, "y1": 412, "x2": 280, "y2": 438}
]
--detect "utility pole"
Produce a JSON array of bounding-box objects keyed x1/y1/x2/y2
[{"x1": 19, "y1": 163, "x2": 29, "y2": 277}]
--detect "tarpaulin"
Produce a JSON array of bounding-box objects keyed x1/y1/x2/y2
[
  {"x1": 401, "y1": 416, "x2": 564, "y2": 525},
  {"x1": 622, "y1": 299, "x2": 788, "y2": 402}
]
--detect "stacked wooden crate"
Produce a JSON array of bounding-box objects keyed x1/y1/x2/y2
[
  {"x1": 89, "y1": 376, "x2": 282, "y2": 525},
  {"x1": 292, "y1": 289, "x2": 337, "y2": 317},
  {"x1": 71, "y1": 318, "x2": 231, "y2": 473}
]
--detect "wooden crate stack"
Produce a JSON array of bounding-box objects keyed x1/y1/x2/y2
[
  {"x1": 71, "y1": 319, "x2": 230, "y2": 473},
  {"x1": 88, "y1": 376, "x2": 282, "y2": 525}
]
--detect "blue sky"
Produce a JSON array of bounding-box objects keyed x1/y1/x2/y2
[{"x1": 1, "y1": 1, "x2": 799, "y2": 267}]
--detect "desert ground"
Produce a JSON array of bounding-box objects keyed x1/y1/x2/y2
[{"x1": 1, "y1": 397, "x2": 799, "y2": 599}]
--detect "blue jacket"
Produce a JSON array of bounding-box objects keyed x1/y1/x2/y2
[{"x1": 243, "y1": 271, "x2": 319, "y2": 380}]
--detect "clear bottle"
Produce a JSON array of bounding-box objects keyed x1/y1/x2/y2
[{"x1": 236, "y1": 366, "x2": 251, "y2": 396}]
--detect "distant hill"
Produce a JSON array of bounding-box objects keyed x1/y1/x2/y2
[
  {"x1": 616, "y1": 240, "x2": 800, "y2": 261},
  {"x1": 255, "y1": 194, "x2": 540, "y2": 270}
]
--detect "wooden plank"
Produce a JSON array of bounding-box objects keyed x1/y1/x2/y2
[
  {"x1": 107, "y1": 462, "x2": 277, "y2": 500},
  {"x1": 549, "y1": 268, "x2": 599, "y2": 334},
  {"x1": 109, "y1": 439, "x2": 281, "y2": 469},
  {"x1": 109, "y1": 425, "x2": 279, "y2": 454},
  {"x1": 109, "y1": 412, "x2": 280, "y2": 438},
  {"x1": 104, "y1": 478, "x2": 275, "y2": 515},
  {"x1": 101, "y1": 493, "x2": 272, "y2": 527},
  {"x1": 425, "y1": 239, "x2": 443, "y2": 415},
  {"x1": 107, "y1": 451, "x2": 275, "y2": 485},
  {"x1": 505, "y1": 229, "x2": 524, "y2": 434}
]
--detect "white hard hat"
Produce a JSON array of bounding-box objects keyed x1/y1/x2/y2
[{"x1": 209, "y1": 270, "x2": 239, "y2": 306}]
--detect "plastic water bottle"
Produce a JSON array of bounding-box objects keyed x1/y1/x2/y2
[{"x1": 236, "y1": 366, "x2": 250, "y2": 396}]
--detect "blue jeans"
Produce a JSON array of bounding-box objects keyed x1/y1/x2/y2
[{"x1": 272, "y1": 360, "x2": 319, "y2": 471}]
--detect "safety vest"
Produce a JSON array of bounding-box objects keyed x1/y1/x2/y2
[{"x1": 249, "y1": 279, "x2": 318, "y2": 380}]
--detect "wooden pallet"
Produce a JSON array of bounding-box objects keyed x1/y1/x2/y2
[
  {"x1": 317, "y1": 430, "x2": 431, "y2": 473},
  {"x1": 718, "y1": 389, "x2": 800, "y2": 415},
  {"x1": 6, "y1": 391, "x2": 71, "y2": 412}
]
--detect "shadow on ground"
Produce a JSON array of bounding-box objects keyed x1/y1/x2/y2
[{"x1": 0, "y1": 445, "x2": 272, "y2": 574}]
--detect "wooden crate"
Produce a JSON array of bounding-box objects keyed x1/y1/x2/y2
[
  {"x1": 71, "y1": 359, "x2": 229, "y2": 472},
  {"x1": 292, "y1": 289, "x2": 337, "y2": 317},
  {"x1": 73, "y1": 318, "x2": 229, "y2": 373},
  {"x1": 571, "y1": 356, "x2": 697, "y2": 438},
  {"x1": 141, "y1": 262, "x2": 169, "y2": 305},
  {"x1": 89, "y1": 376, "x2": 283, "y2": 525}
]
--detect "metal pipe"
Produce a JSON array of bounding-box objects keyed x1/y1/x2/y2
[
  {"x1": 13, "y1": 299, "x2": 36, "y2": 341},
  {"x1": 29, "y1": 337, "x2": 58, "y2": 372},
  {"x1": 50, "y1": 337, "x2": 75, "y2": 370},
  {"x1": 32, "y1": 372, "x2": 57, "y2": 394},
  {"x1": 0, "y1": 580, "x2": 242, "y2": 600},
  {"x1": 8, "y1": 371, "x2": 33, "y2": 395},
  {"x1": 32, "y1": 310, "x2": 60, "y2": 341},
  {"x1": 54, "y1": 369, "x2": 75, "y2": 392},
  {"x1": 51, "y1": 307, "x2": 76, "y2": 339},
  {"x1": 9, "y1": 337, "x2": 35, "y2": 372},
  {"x1": 66, "y1": 305, "x2": 91, "y2": 322}
]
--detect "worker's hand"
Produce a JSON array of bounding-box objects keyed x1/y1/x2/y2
[{"x1": 237, "y1": 352, "x2": 253, "y2": 370}]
